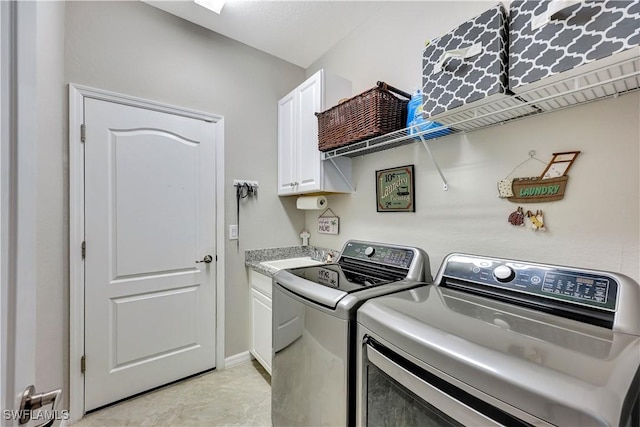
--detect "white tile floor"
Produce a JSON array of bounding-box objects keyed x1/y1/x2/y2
[{"x1": 73, "y1": 360, "x2": 271, "y2": 426}]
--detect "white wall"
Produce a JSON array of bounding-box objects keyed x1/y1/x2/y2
[
  {"x1": 307, "y1": 1, "x2": 640, "y2": 282},
  {"x1": 2, "y1": 0, "x2": 44, "y2": 416},
  {"x1": 20, "y1": 0, "x2": 307, "y2": 411},
  {"x1": 65, "y1": 0, "x2": 306, "y2": 358},
  {"x1": 35, "y1": 0, "x2": 67, "y2": 406}
]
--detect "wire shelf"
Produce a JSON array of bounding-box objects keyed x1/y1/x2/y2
[{"x1": 322, "y1": 55, "x2": 640, "y2": 160}]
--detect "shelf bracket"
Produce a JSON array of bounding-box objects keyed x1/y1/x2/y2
[
  {"x1": 327, "y1": 157, "x2": 356, "y2": 193},
  {"x1": 417, "y1": 134, "x2": 448, "y2": 191}
]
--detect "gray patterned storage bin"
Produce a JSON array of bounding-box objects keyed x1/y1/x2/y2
[
  {"x1": 422, "y1": 4, "x2": 537, "y2": 129},
  {"x1": 510, "y1": 0, "x2": 640, "y2": 93}
]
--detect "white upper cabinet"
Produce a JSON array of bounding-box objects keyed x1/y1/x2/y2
[
  {"x1": 277, "y1": 90, "x2": 297, "y2": 195},
  {"x1": 277, "y1": 69, "x2": 353, "y2": 196}
]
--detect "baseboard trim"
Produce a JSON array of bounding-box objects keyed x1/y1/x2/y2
[{"x1": 224, "y1": 351, "x2": 252, "y2": 369}]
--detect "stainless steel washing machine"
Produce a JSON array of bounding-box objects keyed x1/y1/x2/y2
[
  {"x1": 271, "y1": 240, "x2": 432, "y2": 427},
  {"x1": 357, "y1": 253, "x2": 640, "y2": 426}
]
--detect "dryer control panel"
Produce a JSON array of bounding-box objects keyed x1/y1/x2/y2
[{"x1": 442, "y1": 254, "x2": 618, "y2": 312}]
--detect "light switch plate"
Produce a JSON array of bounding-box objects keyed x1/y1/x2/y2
[{"x1": 229, "y1": 225, "x2": 238, "y2": 240}]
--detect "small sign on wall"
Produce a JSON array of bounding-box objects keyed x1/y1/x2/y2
[
  {"x1": 318, "y1": 208, "x2": 339, "y2": 234},
  {"x1": 376, "y1": 165, "x2": 415, "y2": 212}
]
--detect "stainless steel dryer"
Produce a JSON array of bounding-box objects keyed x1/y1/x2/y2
[
  {"x1": 357, "y1": 253, "x2": 640, "y2": 426},
  {"x1": 271, "y1": 240, "x2": 432, "y2": 427}
]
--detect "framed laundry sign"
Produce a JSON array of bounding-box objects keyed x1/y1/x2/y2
[
  {"x1": 376, "y1": 165, "x2": 415, "y2": 212},
  {"x1": 318, "y1": 208, "x2": 339, "y2": 234}
]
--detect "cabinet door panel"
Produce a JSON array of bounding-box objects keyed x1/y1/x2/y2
[
  {"x1": 277, "y1": 91, "x2": 297, "y2": 195},
  {"x1": 296, "y1": 72, "x2": 323, "y2": 194},
  {"x1": 251, "y1": 289, "x2": 273, "y2": 374}
]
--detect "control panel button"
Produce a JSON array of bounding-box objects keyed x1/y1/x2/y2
[
  {"x1": 493, "y1": 265, "x2": 515, "y2": 283},
  {"x1": 364, "y1": 247, "x2": 375, "y2": 257},
  {"x1": 531, "y1": 275, "x2": 541, "y2": 284}
]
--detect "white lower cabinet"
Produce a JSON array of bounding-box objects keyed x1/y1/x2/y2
[{"x1": 250, "y1": 270, "x2": 272, "y2": 374}]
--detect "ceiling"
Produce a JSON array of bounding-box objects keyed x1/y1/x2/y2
[{"x1": 142, "y1": 0, "x2": 385, "y2": 68}]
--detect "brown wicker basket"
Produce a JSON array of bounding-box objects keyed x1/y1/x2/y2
[{"x1": 316, "y1": 81, "x2": 411, "y2": 152}]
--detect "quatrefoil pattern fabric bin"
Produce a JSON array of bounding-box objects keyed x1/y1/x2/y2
[
  {"x1": 422, "y1": 4, "x2": 509, "y2": 121},
  {"x1": 509, "y1": 0, "x2": 640, "y2": 93}
]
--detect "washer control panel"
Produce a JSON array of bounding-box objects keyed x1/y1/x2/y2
[
  {"x1": 442, "y1": 254, "x2": 618, "y2": 312},
  {"x1": 340, "y1": 241, "x2": 415, "y2": 270}
]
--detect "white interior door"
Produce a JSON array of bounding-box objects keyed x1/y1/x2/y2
[{"x1": 83, "y1": 98, "x2": 217, "y2": 411}]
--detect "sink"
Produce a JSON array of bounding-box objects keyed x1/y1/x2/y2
[{"x1": 259, "y1": 257, "x2": 324, "y2": 271}]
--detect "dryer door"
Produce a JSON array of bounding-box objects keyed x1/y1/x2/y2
[{"x1": 360, "y1": 335, "x2": 550, "y2": 427}]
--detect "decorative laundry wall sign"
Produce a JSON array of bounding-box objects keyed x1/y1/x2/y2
[
  {"x1": 376, "y1": 165, "x2": 415, "y2": 212},
  {"x1": 510, "y1": 176, "x2": 567, "y2": 202},
  {"x1": 317, "y1": 208, "x2": 339, "y2": 235},
  {"x1": 499, "y1": 151, "x2": 580, "y2": 203}
]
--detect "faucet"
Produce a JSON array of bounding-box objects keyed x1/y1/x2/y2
[
  {"x1": 313, "y1": 249, "x2": 335, "y2": 263},
  {"x1": 325, "y1": 252, "x2": 334, "y2": 263}
]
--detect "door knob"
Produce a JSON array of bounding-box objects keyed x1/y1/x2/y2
[{"x1": 196, "y1": 255, "x2": 213, "y2": 264}]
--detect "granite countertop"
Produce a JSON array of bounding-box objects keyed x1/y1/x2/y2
[{"x1": 245, "y1": 245, "x2": 339, "y2": 276}]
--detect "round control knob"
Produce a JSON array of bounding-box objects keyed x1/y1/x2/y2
[
  {"x1": 364, "y1": 246, "x2": 375, "y2": 257},
  {"x1": 493, "y1": 265, "x2": 515, "y2": 282}
]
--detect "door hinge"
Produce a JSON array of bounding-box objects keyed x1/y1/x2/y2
[
  {"x1": 80, "y1": 355, "x2": 86, "y2": 374},
  {"x1": 80, "y1": 124, "x2": 86, "y2": 143},
  {"x1": 216, "y1": 255, "x2": 218, "y2": 262},
  {"x1": 81, "y1": 241, "x2": 86, "y2": 259}
]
